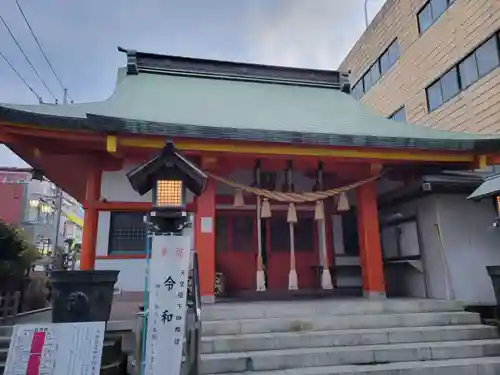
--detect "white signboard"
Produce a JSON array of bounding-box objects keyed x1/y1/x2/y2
[
  {"x1": 4, "y1": 322, "x2": 105, "y2": 375},
  {"x1": 144, "y1": 234, "x2": 191, "y2": 375},
  {"x1": 200, "y1": 217, "x2": 213, "y2": 233}
]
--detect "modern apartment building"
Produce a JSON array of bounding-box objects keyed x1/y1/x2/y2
[
  {"x1": 0, "y1": 167, "x2": 83, "y2": 253},
  {"x1": 340, "y1": 0, "x2": 500, "y2": 134}
]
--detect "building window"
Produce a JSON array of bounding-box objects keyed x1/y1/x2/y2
[
  {"x1": 363, "y1": 72, "x2": 372, "y2": 93},
  {"x1": 379, "y1": 49, "x2": 391, "y2": 75},
  {"x1": 440, "y1": 66, "x2": 460, "y2": 102},
  {"x1": 476, "y1": 36, "x2": 500, "y2": 77},
  {"x1": 389, "y1": 106, "x2": 406, "y2": 122},
  {"x1": 351, "y1": 81, "x2": 364, "y2": 100},
  {"x1": 426, "y1": 31, "x2": 500, "y2": 112},
  {"x1": 369, "y1": 63, "x2": 381, "y2": 87},
  {"x1": 351, "y1": 39, "x2": 400, "y2": 99},
  {"x1": 108, "y1": 212, "x2": 147, "y2": 254},
  {"x1": 388, "y1": 41, "x2": 400, "y2": 66},
  {"x1": 426, "y1": 80, "x2": 443, "y2": 112},
  {"x1": 458, "y1": 54, "x2": 479, "y2": 89},
  {"x1": 418, "y1": 0, "x2": 455, "y2": 34},
  {"x1": 215, "y1": 213, "x2": 256, "y2": 252}
]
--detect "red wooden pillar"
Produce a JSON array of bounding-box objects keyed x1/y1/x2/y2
[
  {"x1": 356, "y1": 181, "x2": 386, "y2": 298},
  {"x1": 194, "y1": 178, "x2": 216, "y2": 302},
  {"x1": 80, "y1": 168, "x2": 101, "y2": 270}
]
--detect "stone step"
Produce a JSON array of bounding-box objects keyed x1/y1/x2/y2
[
  {"x1": 202, "y1": 312, "x2": 481, "y2": 336},
  {"x1": 201, "y1": 325, "x2": 498, "y2": 354},
  {"x1": 0, "y1": 336, "x2": 9, "y2": 349},
  {"x1": 202, "y1": 300, "x2": 464, "y2": 321},
  {"x1": 207, "y1": 356, "x2": 500, "y2": 375},
  {"x1": 199, "y1": 339, "x2": 500, "y2": 373}
]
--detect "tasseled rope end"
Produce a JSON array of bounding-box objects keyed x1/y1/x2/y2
[
  {"x1": 321, "y1": 267, "x2": 333, "y2": 290},
  {"x1": 256, "y1": 256, "x2": 266, "y2": 291},
  {"x1": 233, "y1": 188, "x2": 245, "y2": 207},
  {"x1": 256, "y1": 270, "x2": 266, "y2": 291},
  {"x1": 288, "y1": 269, "x2": 298, "y2": 290},
  {"x1": 287, "y1": 202, "x2": 297, "y2": 223},
  {"x1": 314, "y1": 200, "x2": 325, "y2": 221},
  {"x1": 337, "y1": 192, "x2": 350, "y2": 212},
  {"x1": 261, "y1": 198, "x2": 272, "y2": 218}
]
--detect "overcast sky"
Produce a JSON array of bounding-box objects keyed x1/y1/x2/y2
[{"x1": 0, "y1": 0, "x2": 385, "y2": 167}]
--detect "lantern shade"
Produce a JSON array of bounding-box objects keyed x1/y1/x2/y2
[
  {"x1": 154, "y1": 180, "x2": 184, "y2": 208},
  {"x1": 127, "y1": 141, "x2": 207, "y2": 197}
]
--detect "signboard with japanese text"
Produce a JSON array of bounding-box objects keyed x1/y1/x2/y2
[
  {"x1": 4, "y1": 322, "x2": 105, "y2": 375},
  {"x1": 144, "y1": 234, "x2": 191, "y2": 375}
]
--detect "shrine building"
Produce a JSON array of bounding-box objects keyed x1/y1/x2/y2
[{"x1": 2, "y1": 47, "x2": 500, "y2": 303}]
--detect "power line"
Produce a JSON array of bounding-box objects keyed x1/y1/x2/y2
[
  {"x1": 15, "y1": 0, "x2": 74, "y2": 103},
  {"x1": 0, "y1": 49, "x2": 43, "y2": 102},
  {"x1": 0, "y1": 14, "x2": 58, "y2": 103}
]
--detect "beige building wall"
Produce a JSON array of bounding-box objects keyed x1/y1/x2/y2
[{"x1": 339, "y1": 0, "x2": 500, "y2": 134}]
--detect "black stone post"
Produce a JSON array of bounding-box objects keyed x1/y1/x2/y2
[
  {"x1": 487, "y1": 266, "x2": 500, "y2": 319},
  {"x1": 50, "y1": 270, "x2": 119, "y2": 323}
]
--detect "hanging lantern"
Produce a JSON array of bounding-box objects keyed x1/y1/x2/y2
[
  {"x1": 314, "y1": 200, "x2": 325, "y2": 221},
  {"x1": 287, "y1": 202, "x2": 297, "y2": 223},
  {"x1": 261, "y1": 198, "x2": 272, "y2": 218},
  {"x1": 337, "y1": 192, "x2": 350, "y2": 212},
  {"x1": 233, "y1": 188, "x2": 245, "y2": 207}
]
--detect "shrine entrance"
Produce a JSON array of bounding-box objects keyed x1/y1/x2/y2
[{"x1": 210, "y1": 160, "x2": 382, "y2": 300}]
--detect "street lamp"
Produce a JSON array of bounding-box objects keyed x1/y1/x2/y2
[
  {"x1": 127, "y1": 141, "x2": 207, "y2": 233},
  {"x1": 29, "y1": 199, "x2": 40, "y2": 208},
  {"x1": 127, "y1": 140, "x2": 207, "y2": 375}
]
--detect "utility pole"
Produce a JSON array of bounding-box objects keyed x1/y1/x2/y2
[
  {"x1": 53, "y1": 187, "x2": 63, "y2": 269},
  {"x1": 63, "y1": 88, "x2": 68, "y2": 105},
  {"x1": 364, "y1": 0, "x2": 369, "y2": 28}
]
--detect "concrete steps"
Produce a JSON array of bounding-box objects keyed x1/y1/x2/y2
[
  {"x1": 199, "y1": 299, "x2": 500, "y2": 375},
  {"x1": 209, "y1": 357, "x2": 500, "y2": 375},
  {"x1": 201, "y1": 339, "x2": 500, "y2": 373},
  {"x1": 201, "y1": 300, "x2": 465, "y2": 321},
  {"x1": 201, "y1": 325, "x2": 498, "y2": 353},
  {"x1": 202, "y1": 312, "x2": 481, "y2": 335}
]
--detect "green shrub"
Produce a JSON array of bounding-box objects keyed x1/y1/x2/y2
[{"x1": 0, "y1": 219, "x2": 38, "y2": 278}]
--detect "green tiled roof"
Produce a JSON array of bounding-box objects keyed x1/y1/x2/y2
[{"x1": 0, "y1": 49, "x2": 497, "y2": 151}]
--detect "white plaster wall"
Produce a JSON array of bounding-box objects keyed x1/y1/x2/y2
[
  {"x1": 95, "y1": 210, "x2": 195, "y2": 292},
  {"x1": 95, "y1": 259, "x2": 147, "y2": 291},
  {"x1": 101, "y1": 164, "x2": 152, "y2": 202},
  {"x1": 381, "y1": 193, "x2": 500, "y2": 304},
  {"x1": 436, "y1": 194, "x2": 500, "y2": 305},
  {"x1": 381, "y1": 196, "x2": 446, "y2": 299},
  {"x1": 96, "y1": 211, "x2": 111, "y2": 257}
]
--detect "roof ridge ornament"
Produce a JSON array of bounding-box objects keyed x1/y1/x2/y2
[
  {"x1": 340, "y1": 71, "x2": 351, "y2": 93},
  {"x1": 117, "y1": 46, "x2": 138, "y2": 75}
]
